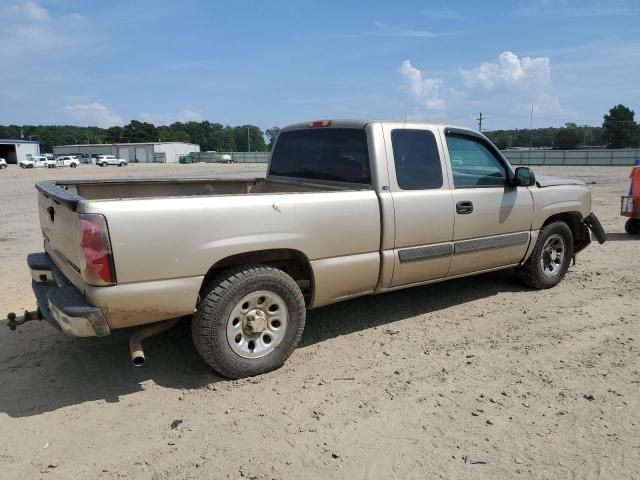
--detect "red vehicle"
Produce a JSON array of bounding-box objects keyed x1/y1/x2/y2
[{"x1": 621, "y1": 160, "x2": 640, "y2": 235}]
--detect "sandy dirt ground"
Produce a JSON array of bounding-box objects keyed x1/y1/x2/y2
[{"x1": 0, "y1": 163, "x2": 638, "y2": 480}]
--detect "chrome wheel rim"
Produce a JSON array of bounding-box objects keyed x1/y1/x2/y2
[
  {"x1": 226, "y1": 290, "x2": 288, "y2": 359},
  {"x1": 540, "y1": 234, "x2": 566, "y2": 277}
]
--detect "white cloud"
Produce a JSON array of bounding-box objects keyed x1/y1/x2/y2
[
  {"x1": 399, "y1": 60, "x2": 445, "y2": 111},
  {"x1": 9, "y1": 0, "x2": 52, "y2": 21},
  {"x1": 513, "y1": 0, "x2": 638, "y2": 17},
  {"x1": 461, "y1": 51, "x2": 551, "y2": 93},
  {"x1": 340, "y1": 22, "x2": 442, "y2": 39},
  {"x1": 64, "y1": 103, "x2": 123, "y2": 128},
  {"x1": 0, "y1": 2, "x2": 87, "y2": 56},
  {"x1": 137, "y1": 109, "x2": 203, "y2": 125},
  {"x1": 165, "y1": 59, "x2": 217, "y2": 71},
  {"x1": 421, "y1": 8, "x2": 469, "y2": 21}
]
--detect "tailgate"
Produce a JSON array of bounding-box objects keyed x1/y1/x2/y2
[{"x1": 36, "y1": 182, "x2": 86, "y2": 291}]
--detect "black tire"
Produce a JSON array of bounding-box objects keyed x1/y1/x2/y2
[
  {"x1": 625, "y1": 218, "x2": 640, "y2": 235},
  {"x1": 519, "y1": 221, "x2": 574, "y2": 289},
  {"x1": 101, "y1": 162, "x2": 107, "y2": 167},
  {"x1": 70, "y1": 163, "x2": 77, "y2": 168},
  {"x1": 192, "y1": 265, "x2": 306, "y2": 379},
  {"x1": 119, "y1": 162, "x2": 126, "y2": 167}
]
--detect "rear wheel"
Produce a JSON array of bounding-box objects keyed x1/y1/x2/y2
[
  {"x1": 519, "y1": 221, "x2": 574, "y2": 289},
  {"x1": 625, "y1": 218, "x2": 640, "y2": 235},
  {"x1": 192, "y1": 265, "x2": 306, "y2": 379}
]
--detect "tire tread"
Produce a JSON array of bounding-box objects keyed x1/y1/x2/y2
[
  {"x1": 519, "y1": 221, "x2": 574, "y2": 289},
  {"x1": 192, "y1": 265, "x2": 306, "y2": 379}
]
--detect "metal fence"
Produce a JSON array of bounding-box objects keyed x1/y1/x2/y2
[
  {"x1": 187, "y1": 152, "x2": 270, "y2": 163},
  {"x1": 182, "y1": 148, "x2": 640, "y2": 167},
  {"x1": 504, "y1": 149, "x2": 640, "y2": 166}
]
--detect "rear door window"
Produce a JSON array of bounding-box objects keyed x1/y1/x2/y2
[
  {"x1": 391, "y1": 129, "x2": 443, "y2": 190},
  {"x1": 270, "y1": 128, "x2": 370, "y2": 184}
]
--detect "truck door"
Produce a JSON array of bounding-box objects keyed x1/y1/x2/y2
[
  {"x1": 384, "y1": 125, "x2": 455, "y2": 287},
  {"x1": 442, "y1": 129, "x2": 533, "y2": 276}
]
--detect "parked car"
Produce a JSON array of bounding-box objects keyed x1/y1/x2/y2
[
  {"x1": 19, "y1": 155, "x2": 56, "y2": 168},
  {"x1": 54, "y1": 156, "x2": 80, "y2": 168},
  {"x1": 0, "y1": 158, "x2": 7, "y2": 169},
  {"x1": 96, "y1": 155, "x2": 127, "y2": 167},
  {"x1": 4, "y1": 119, "x2": 606, "y2": 379}
]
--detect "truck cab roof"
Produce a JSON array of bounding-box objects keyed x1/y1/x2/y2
[{"x1": 281, "y1": 119, "x2": 474, "y2": 133}]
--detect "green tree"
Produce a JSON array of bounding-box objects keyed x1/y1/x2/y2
[
  {"x1": 555, "y1": 123, "x2": 581, "y2": 150},
  {"x1": 265, "y1": 127, "x2": 281, "y2": 150},
  {"x1": 602, "y1": 104, "x2": 640, "y2": 148},
  {"x1": 107, "y1": 126, "x2": 124, "y2": 143},
  {"x1": 232, "y1": 125, "x2": 267, "y2": 152},
  {"x1": 123, "y1": 121, "x2": 158, "y2": 143}
]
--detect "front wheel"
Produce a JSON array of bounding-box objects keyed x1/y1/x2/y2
[
  {"x1": 518, "y1": 221, "x2": 574, "y2": 289},
  {"x1": 625, "y1": 218, "x2": 640, "y2": 235},
  {"x1": 119, "y1": 161, "x2": 126, "y2": 167},
  {"x1": 192, "y1": 265, "x2": 306, "y2": 379},
  {"x1": 70, "y1": 163, "x2": 77, "y2": 168}
]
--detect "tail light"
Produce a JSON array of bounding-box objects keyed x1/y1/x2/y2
[{"x1": 78, "y1": 214, "x2": 116, "y2": 286}]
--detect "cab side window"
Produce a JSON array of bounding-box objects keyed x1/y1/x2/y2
[
  {"x1": 391, "y1": 129, "x2": 443, "y2": 190},
  {"x1": 446, "y1": 135, "x2": 507, "y2": 188}
]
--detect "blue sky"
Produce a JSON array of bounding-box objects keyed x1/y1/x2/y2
[{"x1": 1, "y1": 0, "x2": 640, "y2": 131}]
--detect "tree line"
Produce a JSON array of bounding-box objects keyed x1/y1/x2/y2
[
  {"x1": 0, "y1": 121, "x2": 282, "y2": 153},
  {"x1": 0, "y1": 105, "x2": 637, "y2": 153},
  {"x1": 485, "y1": 104, "x2": 640, "y2": 150}
]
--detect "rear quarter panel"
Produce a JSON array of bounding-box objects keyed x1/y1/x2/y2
[{"x1": 81, "y1": 190, "x2": 381, "y2": 326}]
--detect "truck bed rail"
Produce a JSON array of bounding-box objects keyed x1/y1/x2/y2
[{"x1": 35, "y1": 181, "x2": 83, "y2": 212}]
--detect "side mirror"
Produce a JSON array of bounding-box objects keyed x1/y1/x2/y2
[{"x1": 514, "y1": 167, "x2": 536, "y2": 187}]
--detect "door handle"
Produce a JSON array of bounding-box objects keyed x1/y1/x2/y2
[{"x1": 456, "y1": 200, "x2": 473, "y2": 214}]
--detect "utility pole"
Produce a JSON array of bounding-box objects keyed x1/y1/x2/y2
[
  {"x1": 247, "y1": 127, "x2": 250, "y2": 152},
  {"x1": 476, "y1": 112, "x2": 485, "y2": 132}
]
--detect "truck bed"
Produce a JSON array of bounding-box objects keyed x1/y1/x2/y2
[
  {"x1": 35, "y1": 176, "x2": 381, "y2": 327},
  {"x1": 37, "y1": 177, "x2": 367, "y2": 206}
]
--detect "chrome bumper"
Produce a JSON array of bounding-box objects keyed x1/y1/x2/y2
[{"x1": 28, "y1": 252, "x2": 110, "y2": 337}]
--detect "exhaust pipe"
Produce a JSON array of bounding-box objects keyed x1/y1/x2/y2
[{"x1": 129, "y1": 318, "x2": 180, "y2": 367}]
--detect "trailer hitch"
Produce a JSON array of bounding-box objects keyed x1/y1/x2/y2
[{"x1": 2, "y1": 309, "x2": 43, "y2": 331}]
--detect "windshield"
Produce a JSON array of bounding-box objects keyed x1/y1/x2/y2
[{"x1": 269, "y1": 128, "x2": 370, "y2": 184}]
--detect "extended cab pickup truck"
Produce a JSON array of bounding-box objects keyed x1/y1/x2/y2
[{"x1": 4, "y1": 120, "x2": 606, "y2": 378}]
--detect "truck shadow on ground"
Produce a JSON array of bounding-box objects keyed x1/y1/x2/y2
[
  {"x1": 606, "y1": 232, "x2": 639, "y2": 241},
  {"x1": 0, "y1": 269, "x2": 527, "y2": 417}
]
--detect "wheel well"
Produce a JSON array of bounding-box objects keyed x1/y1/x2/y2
[
  {"x1": 201, "y1": 249, "x2": 314, "y2": 305},
  {"x1": 542, "y1": 212, "x2": 588, "y2": 249}
]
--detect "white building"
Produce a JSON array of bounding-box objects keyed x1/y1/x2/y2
[
  {"x1": 52, "y1": 142, "x2": 200, "y2": 163},
  {"x1": 0, "y1": 139, "x2": 40, "y2": 164}
]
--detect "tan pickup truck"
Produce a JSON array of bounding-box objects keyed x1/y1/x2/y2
[{"x1": 4, "y1": 120, "x2": 606, "y2": 378}]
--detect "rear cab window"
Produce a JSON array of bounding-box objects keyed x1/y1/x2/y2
[
  {"x1": 391, "y1": 129, "x2": 443, "y2": 190},
  {"x1": 269, "y1": 128, "x2": 371, "y2": 185}
]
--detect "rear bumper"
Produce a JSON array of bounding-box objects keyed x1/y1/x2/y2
[{"x1": 28, "y1": 253, "x2": 110, "y2": 337}]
